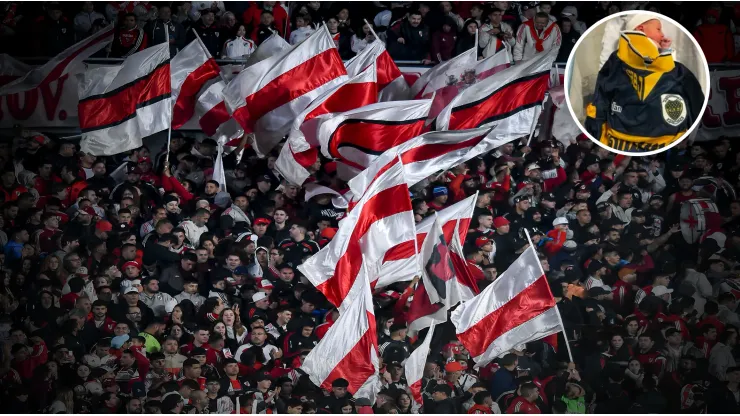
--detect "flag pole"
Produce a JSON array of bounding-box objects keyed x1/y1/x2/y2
[
  {"x1": 525, "y1": 104, "x2": 542, "y2": 147},
  {"x1": 363, "y1": 19, "x2": 380, "y2": 42},
  {"x1": 165, "y1": 23, "x2": 173, "y2": 166},
  {"x1": 522, "y1": 228, "x2": 575, "y2": 363}
]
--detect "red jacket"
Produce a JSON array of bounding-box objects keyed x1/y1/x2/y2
[
  {"x1": 430, "y1": 31, "x2": 457, "y2": 62},
  {"x1": 543, "y1": 229, "x2": 567, "y2": 257},
  {"x1": 506, "y1": 397, "x2": 540, "y2": 414},
  {"x1": 243, "y1": 3, "x2": 289, "y2": 40},
  {"x1": 12, "y1": 341, "x2": 47, "y2": 380},
  {"x1": 694, "y1": 23, "x2": 734, "y2": 63}
]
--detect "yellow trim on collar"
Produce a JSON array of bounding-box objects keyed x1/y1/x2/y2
[{"x1": 616, "y1": 31, "x2": 675, "y2": 73}]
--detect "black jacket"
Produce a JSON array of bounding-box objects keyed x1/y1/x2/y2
[
  {"x1": 145, "y1": 19, "x2": 186, "y2": 56},
  {"x1": 707, "y1": 385, "x2": 740, "y2": 414},
  {"x1": 188, "y1": 23, "x2": 223, "y2": 58},
  {"x1": 387, "y1": 20, "x2": 431, "y2": 61},
  {"x1": 585, "y1": 32, "x2": 703, "y2": 153}
]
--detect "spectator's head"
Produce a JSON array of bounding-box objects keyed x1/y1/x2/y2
[
  {"x1": 432, "y1": 383, "x2": 452, "y2": 401},
  {"x1": 727, "y1": 366, "x2": 740, "y2": 383},
  {"x1": 201, "y1": 9, "x2": 215, "y2": 26},
  {"x1": 332, "y1": 378, "x2": 349, "y2": 398},
  {"x1": 629, "y1": 15, "x2": 665, "y2": 45},
  {"x1": 637, "y1": 333, "x2": 655, "y2": 351},
  {"x1": 47, "y1": 2, "x2": 63, "y2": 20},
  {"x1": 261, "y1": 10, "x2": 275, "y2": 26},
  {"x1": 721, "y1": 329, "x2": 738, "y2": 347},
  {"x1": 462, "y1": 19, "x2": 479, "y2": 36},
  {"x1": 408, "y1": 10, "x2": 423, "y2": 27},
  {"x1": 123, "y1": 12, "x2": 137, "y2": 29},
  {"x1": 520, "y1": 382, "x2": 539, "y2": 402}
]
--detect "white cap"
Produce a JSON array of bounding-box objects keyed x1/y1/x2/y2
[
  {"x1": 652, "y1": 285, "x2": 674, "y2": 297},
  {"x1": 252, "y1": 292, "x2": 268, "y2": 303},
  {"x1": 124, "y1": 286, "x2": 139, "y2": 294},
  {"x1": 624, "y1": 13, "x2": 659, "y2": 31},
  {"x1": 553, "y1": 217, "x2": 569, "y2": 226}
]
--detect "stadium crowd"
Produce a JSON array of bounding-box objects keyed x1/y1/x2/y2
[
  {"x1": 1, "y1": 1, "x2": 738, "y2": 63},
  {"x1": 0, "y1": 0, "x2": 740, "y2": 415}
]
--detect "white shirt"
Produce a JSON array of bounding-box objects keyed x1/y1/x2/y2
[
  {"x1": 234, "y1": 342, "x2": 278, "y2": 364},
  {"x1": 289, "y1": 26, "x2": 315, "y2": 46},
  {"x1": 222, "y1": 36, "x2": 256, "y2": 59}
]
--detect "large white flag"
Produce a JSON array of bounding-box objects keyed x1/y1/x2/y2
[
  {"x1": 223, "y1": 26, "x2": 347, "y2": 156},
  {"x1": 78, "y1": 43, "x2": 171, "y2": 156},
  {"x1": 451, "y1": 246, "x2": 562, "y2": 367}
]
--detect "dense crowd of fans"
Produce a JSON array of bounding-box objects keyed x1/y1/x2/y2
[
  {"x1": 1, "y1": 0, "x2": 740, "y2": 415},
  {"x1": 2, "y1": 1, "x2": 739, "y2": 63}
]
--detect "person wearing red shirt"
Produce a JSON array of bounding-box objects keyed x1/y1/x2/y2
[
  {"x1": 698, "y1": 301, "x2": 726, "y2": 334},
  {"x1": 243, "y1": 1, "x2": 289, "y2": 40},
  {"x1": 178, "y1": 358, "x2": 207, "y2": 391},
  {"x1": 693, "y1": 8, "x2": 734, "y2": 63},
  {"x1": 635, "y1": 333, "x2": 667, "y2": 378},
  {"x1": 37, "y1": 213, "x2": 62, "y2": 254},
  {"x1": 428, "y1": 186, "x2": 449, "y2": 212},
  {"x1": 180, "y1": 326, "x2": 211, "y2": 356},
  {"x1": 505, "y1": 383, "x2": 541, "y2": 413},
  {"x1": 111, "y1": 12, "x2": 149, "y2": 58}
]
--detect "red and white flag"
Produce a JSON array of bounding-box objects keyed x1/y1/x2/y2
[
  {"x1": 436, "y1": 47, "x2": 557, "y2": 131},
  {"x1": 298, "y1": 160, "x2": 416, "y2": 312},
  {"x1": 378, "y1": 195, "x2": 476, "y2": 287},
  {"x1": 245, "y1": 32, "x2": 292, "y2": 67},
  {"x1": 347, "y1": 126, "x2": 520, "y2": 200},
  {"x1": 476, "y1": 48, "x2": 512, "y2": 80},
  {"x1": 274, "y1": 63, "x2": 378, "y2": 185},
  {"x1": 171, "y1": 38, "x2": 242, "y2": 143},
  {"x1": 406, "y1": 214, "x2": 458, "y2": 333},
  {"x1": 415, "y1": 48, "x2": 512, "y2": 124},
  {"x1": 223, "y1": 26, "x2": 347, "y2": 156},
  {"x1": 0, "y1": 24, "x2": 114, "y2": 94},
  {"x1": 345, "y1": 40, "x2": 409, "y2": 102},
  {"x1": 451, "y1": 246, "x2": 562, "y2": 367},
  {"x1": 316, "y1": 99, "x2": 432, "y2": 181},
  {"x1": 78, "y1": 43, "x2": 171, "y2": 156},
  {"x1": 301, "y1": 271, "x2": 380, "y2": 401},
  {"x1": 406, "y1": 322, "x2": 435, "y2": 406},
  {"x1": 412, "y1": 47, "x2": 477, "y2": 122}
]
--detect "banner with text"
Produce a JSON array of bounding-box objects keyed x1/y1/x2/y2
[{"x1": 697, "y1": 69, "x2": 740, "y2": 142}]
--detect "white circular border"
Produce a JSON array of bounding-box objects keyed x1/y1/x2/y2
[{"x1": 563, "y1": 10, "x2": 712, "y2": 157}]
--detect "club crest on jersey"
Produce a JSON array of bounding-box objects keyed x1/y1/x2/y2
[{"x1": 661, "y1": 94, "x2": 686, "y2": 127}]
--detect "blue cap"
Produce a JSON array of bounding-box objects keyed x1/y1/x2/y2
[
  {"x1": 111, "y1": 334, "x2": 130, "y2": 349},
  {"x1": 433, "y1": 187, "x2": 448, "y2": 197},
  {"x1": 234, "y1": 266, "x2": 249, "y2": 275}
]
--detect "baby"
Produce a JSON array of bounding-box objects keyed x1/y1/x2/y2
[{"x1": 627, "y1": 14, "x2": 672, "y2": 51}]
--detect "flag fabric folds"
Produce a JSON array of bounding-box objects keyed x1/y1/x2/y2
[
  {"x1": 223, "y1": 26, "x2": 347, "y2": 157},
  {"x1": 345, "y1": 40, "x2": 409, "y2": 101},
  {"x1": 301, "y1": 268, "x2": 380, "y2": 401},
  {"x1": 405, "y1": 323, "x2": 435, "y2": 405},
  {"x1": 315, "y1": 99, "x2": 432, "y2": 181},
  {"x1": 245, "y1": 32, "x2": 292, "y2": 67},
  {"x1": 78, "y1": 43, "x2": 171, "y2": 156},
  {"x1": 347, "y1": 126, "x2": 522, "y2": 201},
  {"x1": 171, "y1": 38, "x2": 242, "y2": 143},
  {"x1": 274, "y1": 63, "x2": 378, "y2": 185},
  {"x1": 377, "y1": 195, "x2": 476, "y2": 288},
  {"x1": 450, "y1": 246, "x2": 562, "y2": 367},
  {"x1": 0, "y1": 24, "x2": 114, "y2": 95},
  {"x1": 436, "y1": 47, "x2": 557, "y2": 131},
  {"x1": 298, "y1": 160, "x2": 416, "y2": 312},
  {"x1": 407, "y1": 214, "x2": 457, "y2": 333}
]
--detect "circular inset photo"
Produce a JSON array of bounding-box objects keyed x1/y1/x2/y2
[{"x1": 565, "y1": 10, "x2": 710, "y2": 156}]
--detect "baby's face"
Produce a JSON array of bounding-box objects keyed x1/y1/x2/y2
[{"x1": 638, "y1": 19, "x2": 664, "y2": 44}]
